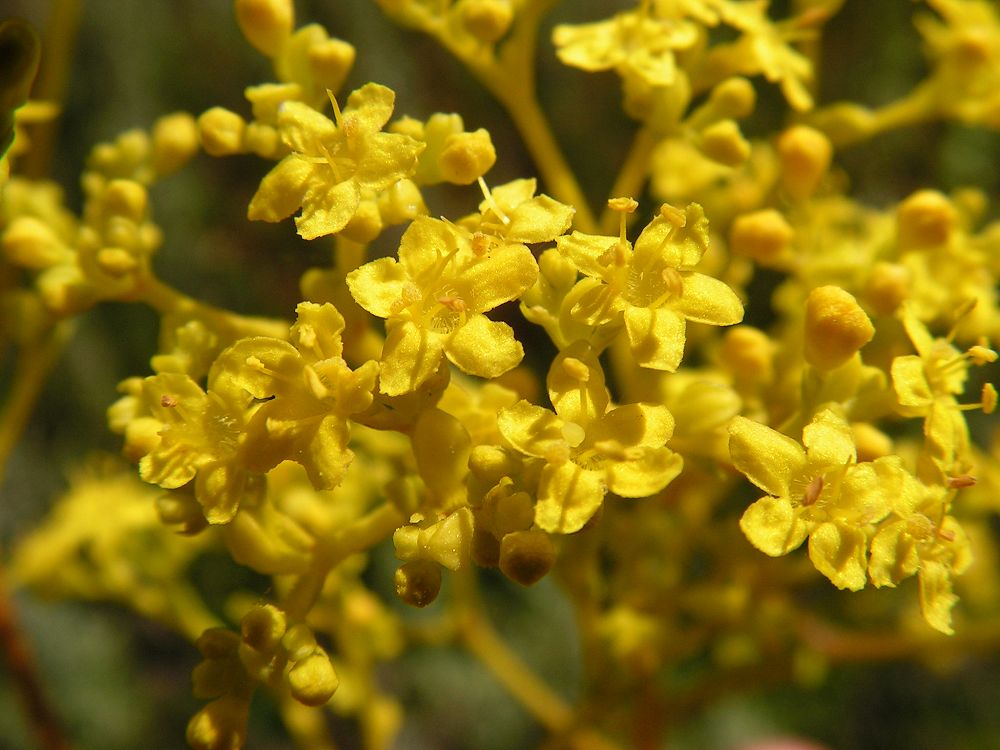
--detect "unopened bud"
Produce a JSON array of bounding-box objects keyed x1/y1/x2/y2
[
  {"x1": 777, "y1": 125, "x2": 831, "y2": 201},
  {"x1": 499, "y1": 529, "x2": 555, "y2": 586},
  {"x1": 288, "y1": 650, "x2": 339, "y2": 706},
  {"x1": 729, "y1": 209, "x2": 793, "y2": 265},
  {"x1": 699, "y1": 119, "x2": 750, "y2": 166},
  {"x1": 896, "y1": 190, "x2": 955, "y2": 250},
  {"x1": 198, "y1": 108, "x2": 247, "y2": 156},
  {"x1": 151, "y1": 112, "x2": 199, "y2": 174},
  {"x1": 459, "y1": 0, "x2": 514, "y2": 44},
  {"x1": 439, "y1": 129, "x2": 496, "y2": 185},
  {"x1": 803, "y1": 286, "x2": 874, "y2": 370},
  {"x1": 235, "y1": 0, "x2": 294, "y2": 57},
  {"x1": 394, "y1": 559, "x2": 442, "y2": 607}
]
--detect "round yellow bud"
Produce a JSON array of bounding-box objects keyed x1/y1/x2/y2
[
  {"x1": 186, "y1": 695, "x2": 249, "y2": 750},
  {"x1": 777, "y1": 125, "x2": 832, "y2": 201},
  {"x1": 499, "y1": 530, "x2": 555, "y2": 587},
  {"x1": 243, "y1": 122, "x2": 280, "y2": 158},
  {"x1": 281, "y1": 623, "x2": 318, "y2": 662},
  {"x1": 151, "y1": 112, "x2": 199, "y2": 175},
  {"x1": 728, "y1": 209, "x2": 792, "y2": 265},
  {"x1": 198, "y1": 107, "x2": 247, "y2": 156},
  {"x1": 469, "y1": 444, "x2": 515, "y2": 483},
  {"x1": 288, "y1": 650, "x2": 339, "y2": 707},
  {"x1": 803, "y1": 286, "x2": 874, "y2": 370},
  {"x1": 864, "y1": 262, "x2": 910, "y2": 315},
  {"x1": 896, "y1": 189, "x2": 956, "y2": 250},
  {"x1": 377, "y1": 179, "x2": 427, "y2": 225},
  {"x1": 394, "y1": 559, "x2": 442, "y2": 608},
  {"x1": 308, "y1": 38, "x2": 356, "y2": 94},
  {"x1": 341, "y1": 199, "x2": 383, "y2": 243},
  {"x1": 2, "y1": 216, "x2": 68, "y2": 269},
  {"x1": 458, "y1": 0, "x2": 514, "y2": 43},
  {"x1": 719, "y1": 325, "x2": 774, "y2": 381},
  {"x1": 709, "y1": 77, "x2": 756, "y2": 119},
  {"x1": 851, "y1": 422, "x2": 893, "y2": 461},
  {"x1": 235, "y1": 0, "x2": 294, "y2": 57},
  {"x1": 155, "y1": 491, "x2": 208, "y2": 535},
  {"x1": 439, "y1": 129, "x2": 496, "y2": 185},
  {"x1": 104, "y1": 179, "x2": 148, "y2": 223},
  {"x1": 699, "y1": 119, "x2": 750, "y2": 166}
]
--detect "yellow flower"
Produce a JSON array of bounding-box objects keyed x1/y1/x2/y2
[
  {"x1": 552, "y1": 5, "x2": 700, "y2": 88},
  {"x1": 218, "y1": 302, "x2": 377, "y2": 490},
  {"x1": 459, "y1": 178, "x2": 575, "y2": 245},
  {"x1": 498, "y1": 342, "x2": 682, "y2": 534},
  {"x1": 869, "y1": 486, "x2": 973, "y2": 634},
  {"x1": 138, "y1": 368, "x2": 259, "y2": 524},
  {"x1": 248, "y1": 83, "x2": 423, "y2": 239},
  {"x1": 729, "y1": 409, "x2": 903, "y2": 590},
  {"x1": 559, "y1": 202, "x2": 743, "y2": 371},
  {"x1": 346, "y1": 216, "x2": 538, "y2": 396}
]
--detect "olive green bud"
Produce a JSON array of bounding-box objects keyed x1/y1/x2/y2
[
  {"x1": 394, "y1": 559, "x2": 442, "y2": 608},
  {"x1": 499, "y1": 530, "x2": 555, "y2": 586},
  {"x1": 241, "y1": 604, "x2": 286, "y2": 652},
  {"x1": 288, "y1": 650, "x2": 339, "y2": 707}
]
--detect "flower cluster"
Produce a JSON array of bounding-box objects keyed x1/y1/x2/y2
[{"x1": 2, "y1": 1, "x2": 999, "y2": 749}]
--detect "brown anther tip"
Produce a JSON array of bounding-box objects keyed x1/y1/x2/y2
[
  {"x1": 946, "y1": 474, "x2": 976, "y2": 489},
  {"x1": 160, "y1": 394, "x2": 178, "y2": 408}
]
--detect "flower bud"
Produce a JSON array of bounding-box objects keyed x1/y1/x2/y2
[
  {"x1": 499, "y1": 530, "x2": 555, "y2": 586},
  {"x1": 699, "y1": 119, "x2": 750, "y2": 166},
  {"x1": 2, "y1": 216, "x2": 69, "y2": 269},
  {"x1": 281, "y1": 623, "x2": 318, "y2": 662},
  {"x1": 394, "y1": 559, "x2": 442, "y2": 607},
  {"x1": 186, "y1": 695, "x2": 249, "y2": 750},
  {"x1": 198, "y1": 108, "x2": 247, "y2": 156},
  {"x1": 708, "y1": 77, "x2": 756, "y2": 119},
  {"x1": 719, "y1": 325, "x2": 774, "y2": 382},
  {"x1": 151, "y1": 112, "x2": 199, "y2": 175},
  {"x1": 156, "y1": 490, "x2": 208, "y2": 534},
  {"x1": 439, "y1": 129, "x2": 496, "y2": 185},
  {"x1": 851, "y1": 421, "x2": 893, "y2": 461},
  {"x1": 288, "y1": 650, "x2": 339, "y2": 707},
  {"x1": 241, "y1": 604, "x2": 286, "y2": 652},
  {"x1": 308, "y1": 38, "x2": 356, "y2": 94},
  {"x1": 196, "y1": 628, "x2": 241, "y2": 659},
  {"x1": 777, "y1": 125, "x2": 831, "y2": 201},
  {"x1": 729, "y1": 209, "x2": 793, "y2": 265},
  {"x1": 104, "y1": 179, "x2": 148, "y2": 223},
  {"x1": 459, "y1": 0, "x2": 514, "y2": 43},
  {"x1": 235, "y1": 0, "x2": 294, "y2": 57},
  {"x1": 472, "y1": 525, "x2": 502, "y2": 567},
  {"x1": 803, "y1": 286, "x2": 874, "y2": 370},
  {"x1": 864, "y1": 262, "x2": 909, "y2": 315},
  {"x1": 896, "y1": 189, "x2": 955, "y2": 250},
  {"x1": 377, "y1": 179, "x2": 427, "y2": 225},
  {"x1": 469, "y1": 445, "x2": 515, "y2": 484}
]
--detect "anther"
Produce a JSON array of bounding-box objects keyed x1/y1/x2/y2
[{"x1": 160, "y1": 394, "x2": 178, "y2": 408}]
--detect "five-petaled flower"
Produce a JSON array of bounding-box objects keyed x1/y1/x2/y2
[
  {"x1": 498, "y1": 341, "x2": 683, "y2": 534},
  {"x1": 248, "y1": 82, "x2": 423, "y2": 239}
]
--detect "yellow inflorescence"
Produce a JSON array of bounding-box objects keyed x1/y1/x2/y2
[{"x1": 3, "y1": 1, "x2": 1000, "y2": 749}]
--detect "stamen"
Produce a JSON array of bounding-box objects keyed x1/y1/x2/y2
[
  {"x1": 802, "y1": 475, "x2": 823, "y2": 506},
  {"x1": 478, "y1": 177, "x2": 510, "y2": 226},
  {"x1": 946, "y1": 474, "x2": 976, "y2": 489},
  {"x1": 326, "y1": 89, "x2": 344, "y2": 128},
  {"x1": 160, "y1": 394, "x2": 178, "y2": 408}
]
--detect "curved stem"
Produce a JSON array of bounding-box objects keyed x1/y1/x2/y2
[
  {"x1": 420, "y1": 4, "x2": 598, "y2": 231},
  {"x1": 600, "y1": 125, "x2": 658, "y2": 233},
  {"x1": 0, "y1": 321, "x2": 71, "y2": 485},
  {"x1": 283, "y1": 502, "x2": 403, "y2": 623},
  {"x1": 135, "y1": 275, "x2": 289, "y2": 341}
]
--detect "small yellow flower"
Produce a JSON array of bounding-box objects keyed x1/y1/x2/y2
[
  {"x1": 730, "y1": 409, "x2": 904, "y2": 590},
  {"x1": 248, "y1": 83, "x2": 423, "y2": 239},
  {"x1": 559, "y1": 202, "x2": 743, "y2": 371},
  {"x1": 347, "y1": 216, "x2": 538, "y2": 395},
  {"x1": 498, "y1": 342, "x2": 682, "y2": 534}
]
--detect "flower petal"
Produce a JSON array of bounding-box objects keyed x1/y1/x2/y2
[
  {"x1": 497, "y1": 400, "x2": 564, "y2": 459},
  {"x1": 808, "y1": 521, "x2": 868, "y2": 591},
  {"x1": 379, "y1": 319, "x2": 444, "y2": 396},
  {"x1": 535, "y1": 461, "x2": 606, "y2": 534},
  {"x1": 247, "y1": 155, "x2": 311, "y2": 224},
  {"x1": 803, "y1": 409, "x2": 856, "y2": 468},
  {"x1": 624, "y1": 305, "x2": 686, "y2": 371},
  {"x1": 605, "y1": 447, "x2": 683, "y2": 497},
  {"x1": 672, "y1": 272, "x2": 744, "y2": 326},
  {"x1": 295, "y1": 177, "x2": 359, "y2": 239},
  {"x1": 729, "y1": 416, "x2": 806, "y2": 497},
  {"x1": 739, "y1": 495, "x2": 809, "y2": 555},
  {"x1": 346, "y1": 257, "x2": 410, "y2": 318},
  {"x1": 446, "y1": 315, "x2": 523, "y2": 378}
]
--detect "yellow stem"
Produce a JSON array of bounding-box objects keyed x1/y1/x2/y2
[
  {"x1": 283, "y1": 503, "x2": 404, "y2": 622},
  {"x1": 0, "y1": 321, "x2": 71, "y2": 486},
  {"x1": 424, "y1": 3, "x2": 598, "y2": 232},
  {"x1": 135, "y1": 275, "x2": 289, "y2": 340},
  {"x1": 600, "y1": 125, "x2": 658, "y2": 233},
  {"x1": 453, "y1": 567, "x2": 574, "y2": 734}
]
